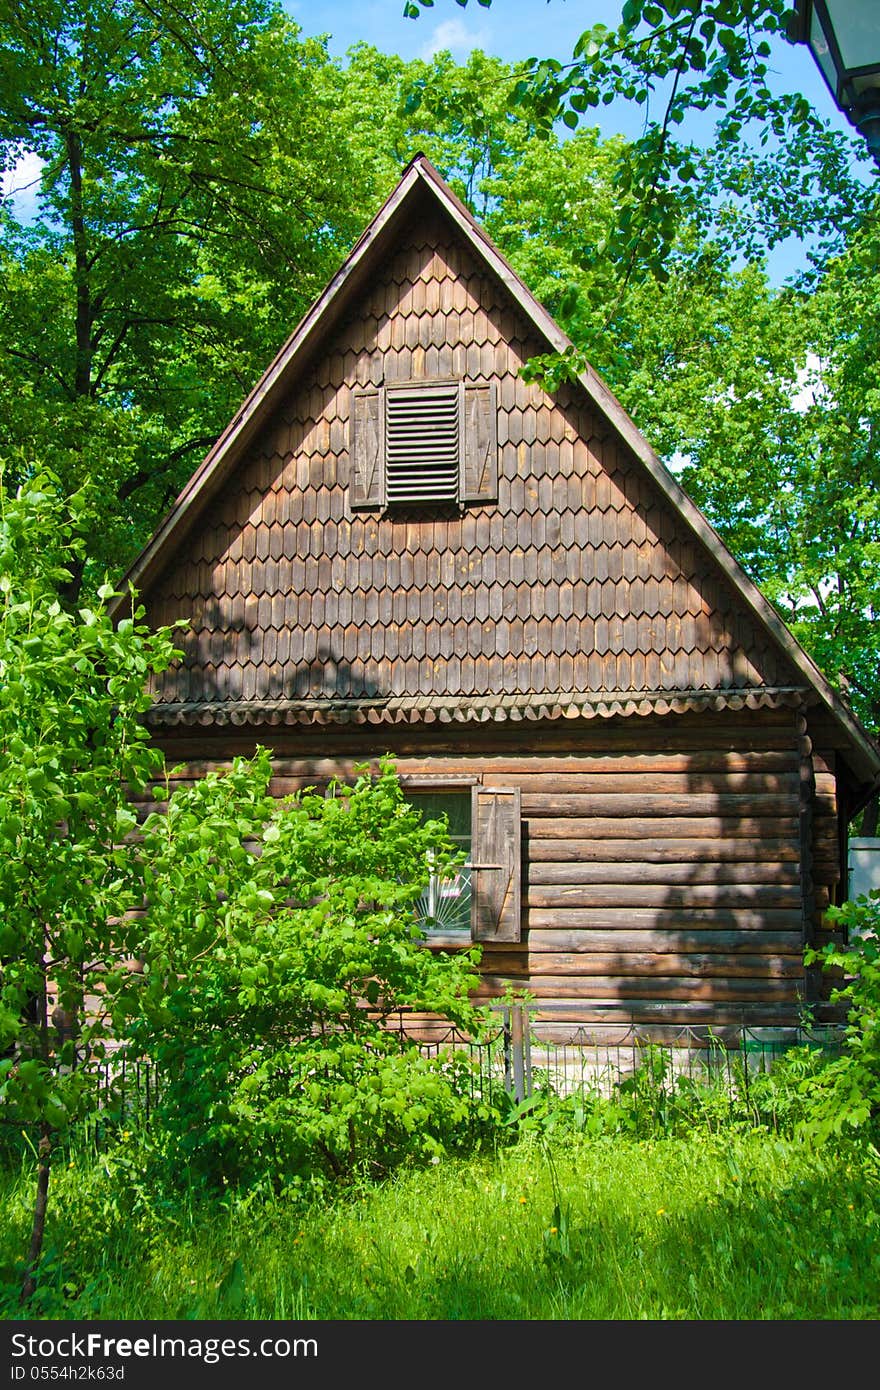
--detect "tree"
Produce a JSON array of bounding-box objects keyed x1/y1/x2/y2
[
  {"x1": 400, "y1": 6, "x2": 879, "y2": 752},
  {"x1": 0, "y1": 471, "x2": 179, "y2": 1303},
  {"x1": 0, "y1": 1, "x2": 373, "y2": 589},
  {"x1": 130, "y1": 753, "x2": 488, "y2": 1196},
  {"x1": 403, "y1": 1, "x2": 872, "y2": 282}
]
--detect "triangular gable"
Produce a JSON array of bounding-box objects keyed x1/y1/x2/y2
[{"x1": 114, "y1": 155, "x2": 880, "y2": 794}]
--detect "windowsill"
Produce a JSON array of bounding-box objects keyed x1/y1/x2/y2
[{"x1": 421, "y1": 930, "x2": 473, "y2": 949}]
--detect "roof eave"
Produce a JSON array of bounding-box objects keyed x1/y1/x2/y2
[{"x1": 111, "y1": 154, "x2": 880, "y2": 790}]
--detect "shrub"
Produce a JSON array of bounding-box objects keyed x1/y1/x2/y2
[
  {"x1": 802, "y1": 893, "x2": 880, "y2": 1140},
  {"x1": 130, "y1": 753, "x2": 495, "y2": 1194}
]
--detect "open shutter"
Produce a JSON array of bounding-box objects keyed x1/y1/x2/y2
[
  {"x1": 460, "y1": 381, "x2": 497, "y2": 502},
  {"x1": 470, "y1": 786, "x2": 521, "y2": 942},
  {"x1": 350, "y1": 387, "x2": 384, "y2": 509}
]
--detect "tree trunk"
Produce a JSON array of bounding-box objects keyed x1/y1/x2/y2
[
  {"x1": 65, "y1": 127, "x2": 93, "y2": 400},
  {"x1": 21, "y1": 1122, "x2": 53, "y2": 1305}
]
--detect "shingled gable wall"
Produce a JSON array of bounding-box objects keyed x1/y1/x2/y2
[
  {"x1": 128, "y1": 162, "x2": 880, "y2": 1043},
  {"x1": 145, "y1": 200, "x2": 799, "y2": 717}
]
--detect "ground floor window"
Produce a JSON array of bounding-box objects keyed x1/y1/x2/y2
[
  {"x1": 403, "y1": 783, "x2": 521, "y2": 944},
  {"x1": 406, "y1": 790, "x2": 472, "y2": 938}
]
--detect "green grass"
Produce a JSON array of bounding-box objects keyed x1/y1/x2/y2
[{"x1": 2, "y1": 1129, "x2": 879, "y2": 1320}]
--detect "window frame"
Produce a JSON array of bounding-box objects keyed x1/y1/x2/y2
[
  {"x1": 349, "y1": 378, "x2": 497, "y2": 513},
  {"x1": 401, "y1": 778, "x2": 521, "y2": 947}
]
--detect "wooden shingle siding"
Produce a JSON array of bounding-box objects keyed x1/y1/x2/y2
[{"x1": 145, "y1": 211, "x2": 798, "y2": 715}]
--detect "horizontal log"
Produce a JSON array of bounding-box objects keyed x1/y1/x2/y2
[
  {"x1": 522, "y1": 793, "x2": 798, "y2": 817},
  {"x1": 526, "y1": 860, "x2": 800, "y2": 885},
  {"x1": 477, "y1": 974, "x2": 800, "y2": 1002},
  {"x1": 477, "y1": 752, "x2": 801, "y2": 775},
  {"x1": 490, "y1": 999, "x2": 805, "y2": 1025},
  {"x1": 526, "y1": 883, "x2": 802, "y2": 909},
  {"x1": 526, "y1": 816, "x2": 800, "y2": 840},
  {"x1": 525, "y1": 837, "x2": 800, "y2": 863},
  {"x1": 481, "y1": 951, "x2": 805, "y2": 978},
  {"x1": 526, "y1": 907, "x2": 804, "y2": 931},
  {"x1": 524, "y1": 928, "x2": 804, "y2": 953},
  {"x1": 487, "y1": 772, "x2": 799, "y2": 794}
]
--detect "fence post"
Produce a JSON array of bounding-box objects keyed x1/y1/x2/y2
[
  {"x1": 510, "y1": 1005, "x2": 530, "y2": 1103},
  {"x1": 501, "y1": 1006, "x2": 512, "y2": 1095}
]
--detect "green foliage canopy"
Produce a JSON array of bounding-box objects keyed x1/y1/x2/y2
[{"x1": 0, "y1": 0, "x2": 372, "y2": 585}]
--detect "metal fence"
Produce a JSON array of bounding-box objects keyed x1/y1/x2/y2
[
  {"x1": 397, "y1": 1006, "x2": 848, "y2": 1106},
  {"x1": 3, "y1": 1010, "x2": 848, "y2": 1156}
]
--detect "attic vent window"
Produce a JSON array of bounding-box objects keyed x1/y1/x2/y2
[
  {"x1": 386, "y1": 383, "x2": 459, "y2": 504},
  {"x1": 350, "y1": 379, "x2": 497, "y2": 510}
]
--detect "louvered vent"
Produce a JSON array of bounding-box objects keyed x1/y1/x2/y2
[{"x1": 385, "y1": 383, "x2": 459, "y2": 503}]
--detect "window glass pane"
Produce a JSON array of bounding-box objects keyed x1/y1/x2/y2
[
  {"x1": 407, "y1": 791, "x2": 471, "y2": 935},
  {"x1": 811, "y1": 8, "x2": 840, "y2": 92},
  {"x1": 408, "y1": 790, "x2": 470, "y2": 841}
]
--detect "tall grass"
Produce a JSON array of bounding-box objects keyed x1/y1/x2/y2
[{"x1": 2, "y1": 1126, "x2": 878, "y2": 1320}]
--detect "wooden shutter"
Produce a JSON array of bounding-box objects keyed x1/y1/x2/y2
[
  {"x1": 460, "y1": 381, "x2": 497, "y2": 502},
  {"x1": 386, "y1": 382, "x2": 459, "y2": 503},
  {"x1": 470, "y1": 786, "x2": 521, "y2": 942},
  {"x1": 350, "y1": 387, "x2": 384, "y2": 509}
]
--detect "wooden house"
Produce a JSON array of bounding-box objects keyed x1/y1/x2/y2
[{"x1": 115, "y1": 155, "x2": 880, "y2": 1045}]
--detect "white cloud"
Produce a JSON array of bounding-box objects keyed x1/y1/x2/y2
[
  {"x1": 790, "y1": 352, "x2": 825, "y2": 413},
  {"x1": 1, "y1": 149, "x2": 44, "y2": 224},
  {"x1": 420, "y1": 18, "x2": 490, "y2": 60},
  {"x1": 1, "y1": 149, "x2": 43, "y2": 199}
]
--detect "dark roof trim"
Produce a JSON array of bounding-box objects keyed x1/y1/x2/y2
[
  {"x1": 115, "y1": 153, "x2": 880, "y2": 790},
  {"x1": 146, "y1": 685, "x2": 812, "y2": 727}
]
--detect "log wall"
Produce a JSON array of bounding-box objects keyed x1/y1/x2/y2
[{"x1": 143, "y1": 706, "x2": 845, "y2": 1043}]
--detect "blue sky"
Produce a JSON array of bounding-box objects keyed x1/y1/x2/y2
[
  {"x1": 284, "y1": 0, "x2": 854, "y2": 144},
  {"x1": 2, "y1": 1, "x2": 866, "y2": 281}
]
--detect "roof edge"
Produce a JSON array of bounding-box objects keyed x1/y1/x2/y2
[{"x1": 111, "y1": 154, "x2": 880, "y2": 790}]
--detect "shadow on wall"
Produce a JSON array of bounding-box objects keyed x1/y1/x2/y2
[
  {"x1": 516, "y1": 733, "x2": 808, "y2": 1042},
  {"x1": 159, "y1": 592, "x2": 382, "y2": 705}
]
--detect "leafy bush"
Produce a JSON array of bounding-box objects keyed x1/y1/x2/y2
[
  {"x1": 0, "y1": 471, "x2": 179, "y2": 1299},
  {"x1": 802, "y1": 894, "x2": 880, "y2": 1140},
  {"x1": 130, "y1": 753, "x2": 495, "y2": 1194}
]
